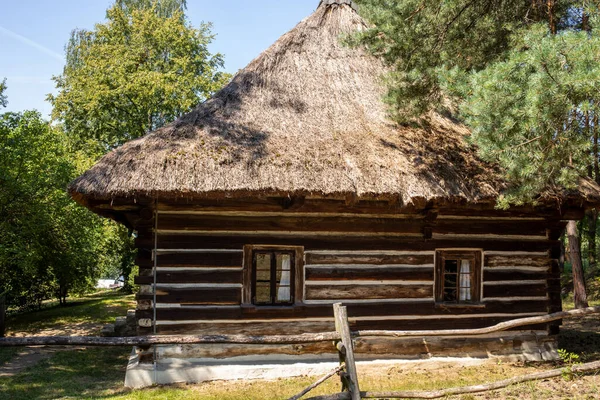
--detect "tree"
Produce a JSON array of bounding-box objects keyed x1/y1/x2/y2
[
  {"x1": 455, "y1": 7, "x2": 599, "y2": 308},
  {"x1": 0, "y1": 110, "x2": 129, "y2": 308},
  {"x1": 0, "y1": 79, "x2": 7, "y2": 108},
  {"x1": 353, "y1": 0, "x2": 597, "y2": 307},
  {"x1": 351, "y1": 0, "x2": 572, "y2": 123},
  {"x1": 49, "y1": 0, "x2": 231, "y2": 149}
]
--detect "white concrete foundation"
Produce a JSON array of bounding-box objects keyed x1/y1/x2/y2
[{"x1": 124, "y1": 349, "x2": 490, "y2": 389}]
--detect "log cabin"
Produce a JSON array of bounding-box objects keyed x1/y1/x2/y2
[{"x1": 69, "y1": 0, "x2": 600, "y2": 374}]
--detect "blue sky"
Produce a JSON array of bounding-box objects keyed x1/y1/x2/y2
[{"x1": 0, "y1": 1, "x2": 317, "y2": 117}]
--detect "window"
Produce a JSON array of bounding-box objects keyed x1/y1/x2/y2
[
  {"x1": 243, "y1": 246, "x2": 304, "y2": 306},
  {"x1": 435, "y1": 250, "x2": 481, "y2": 305}
]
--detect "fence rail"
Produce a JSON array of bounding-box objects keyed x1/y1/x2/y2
[
  {"x1": 0, "y1": 305, "x2": 599, "y2": 400},
  {"x1": 1, "y1": 306, "x2": 598, "y2": 348}
]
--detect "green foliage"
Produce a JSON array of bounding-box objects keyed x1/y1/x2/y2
[
  {"x1": 0, "y1": 110, "x2": 132, "y2": 309},
  {"x1": 48, "y1": 0, "x2": 231, "y2": 149},
  {"x1": 559, "y1": 348, "x2": 582, "y2": 365},
  {"x1": 0, "y1": 78, "x2": 7, "y2": 108},
  {"x1": 353, "y1": 1, "x2": 600, "y2": 206},
  {"x1": 456, "y1": 21, "x2": 600, "y2": 205},
  {"x1": 351, "y1": 0, "x2": 571, "y2": 123}
]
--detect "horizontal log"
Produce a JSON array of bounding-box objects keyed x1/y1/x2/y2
[
  {"x1": 149, "y1": 235, "x2": 559, "y2": 253},
  {"x1": 306, "y1": 284, "x2": 433, "y2": 300},
  {"x1": 158, "y1": 214, "x2": 424, "y2": 234},
  {"x1": 351, "y1": 318, "x2": 548, "y2": 333},
  {"x1": 138, "y1": 299, "x2": 550, "y2": 321},
  {"x1": 135, "y1": 270, "x2": 242, "y2": 285},
  {"x1": 305, "y1": 266, "x2": 434, "y2": 282},
  {"x1": 156, "y1": 320, "x2": 336, "y2": 335},
  {"x1": 485, "y1": 255, "x2": 550, "y2": 268},
  {"x1": 0, "y1": 332, "x2": 340, "y2": 347},
  {"x1": 306, "y1": 360, "x2": 600, "y2": 400},
  {"x1": 155, "y1": 332, "x2": 548, "y2": 359},
  {"x1": 483, "y1": 269, "x2": 548, "y2": 282},
  {"x1": 154, "y1": 318, "x2": 546, "y2": 337},
  {"x1": 305, "y1": 253, "x2": 433, "y2": 266},
  {"x1": 483, "y1": 284, "x2": 547, "y2": 298},
  {"x1": 137, "y1": 287, "x2": 241, "y2": 305},
  {"x1": 157, "y1": 252, "x2": 243, "y2": 268},
  {"x1": 1, "y1": 307, "x2": 596, "y2": 347},
  {"x1": 355, "y1": 306, "x2": 600, "y2": 337},
  {"x1": 432, "y1": 220, "x2": 547, "y2": 236}
]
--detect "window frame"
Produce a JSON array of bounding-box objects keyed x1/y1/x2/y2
[
  {"x1": 242, "y1": 245, "x2": 304, "y2": 307},
  {"x1": 434, "y1": 249, "x2": 483, "y2": 307}
]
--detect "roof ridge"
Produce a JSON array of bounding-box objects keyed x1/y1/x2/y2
[{"x1": 319, "y1": 0, "x2": 358, "y2": 12}]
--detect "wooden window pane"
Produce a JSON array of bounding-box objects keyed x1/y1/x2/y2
[
  {"x1": 459, "y1": 259, "x2": 472, "y2": 301},
  {"x1": 256, "y1": 269, "x2": 270, "y2": 282},
  {"x1": 444, "y1": 288, "x2": 457, "y2": 302},
  {"x1": 444, "y1": 274, "x2": 457, "y2": 288},
  {"x1": 275, "y1": 253, "x2": 292, "y2": 303},
  {"x1": 444, "y1": 259, "x2": 458, "y2": 273},
  {"x1": 255, "y1": 283, "x2": 271, "y2": 304},
  {"x1": 436, "y1": 250, "x2": 481, "y2": 305}
]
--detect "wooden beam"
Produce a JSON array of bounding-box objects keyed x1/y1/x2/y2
[
  {"x1": 334, "y1": 303, "x2": 361, "y2": 400},
  {"x1": 1, "y1": 307, "x2": 597, "y2": 347},
  {"x1": 0, "y1": 332, "x2": 341, "y2": 347},
  {"x1": 287, "y1": 366, "x2": 344, "y2": 400},
  {"x1": 355, "y1": 306, "x2": 600, "y2": 337}
]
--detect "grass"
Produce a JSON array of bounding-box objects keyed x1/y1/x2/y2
[
  {"x1": 0, "y1": 347, "x2": 19, "y2": 366},
  {"x1": 5, "y1": 290, "x2": 135, "y2": 335},
  {"x1": 1, "y1": 291, "x2": 599, "y2": 399}
]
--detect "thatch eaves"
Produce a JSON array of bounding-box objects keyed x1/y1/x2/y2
[{"x1": 68, "y1": 0, "x2": 600, "y2": 210}]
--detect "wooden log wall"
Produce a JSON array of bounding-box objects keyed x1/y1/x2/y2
[{"x1": 130, "y1": 200, "x2": 566, "y2": 358}]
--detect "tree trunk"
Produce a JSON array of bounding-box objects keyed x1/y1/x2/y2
[
  {"x1": 585, "y1": 210, "x2": 597, "y2": 270},
  {"x1": 567, "y1": 220, "x2": 589, "y2": 308}
]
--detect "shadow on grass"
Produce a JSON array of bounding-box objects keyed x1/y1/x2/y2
[
  {"x1": 6, "y1": 291, "x2": 135, "y2": 334},
  {"x1": 558, "y1": 329, "x2": 600, "y2": 362}
]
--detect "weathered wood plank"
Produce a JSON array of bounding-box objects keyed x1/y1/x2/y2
[
  {"x1": 158, "y1": 214, "x2": 424, "y2": 234},
  {"x1": 483, "y1": 270, "x2": 549, "y2": 282},
  {"x1": 305, "y1": 253, "x2": 433, "y2": 266},
  {"x1": 138, "y1": 287, "x2": 241, "y2": 305},
  {"x1": 484, "y1": 284, "x2": 547, "y2": 298},
  {"x1": 334, "y1": 303, "x2": 360, "y2": 400},
  {"x1": 138, "y1": 299, "x2": 550, "y2": 321},
  {"x1": 433, "y1": 220, "x2": 547, "y2": 236},
  {"x1": 156, "y1": 252, "x2": 243, "y2": 268},
  {"x1": 305, "y1": 267, "x2": 434, "y2": 282},
  {"x1": 151, "y1": 317, "x2": 548, "y2": 336},
  {"x1": 150, "y1": 235, "x2": 558, "y2": 253},
  {"x1": 485, "y1": 255, "x2": 550, "y2": 268},
  {"x1": 135, "y1": 270, "x2": 242, "y2": 285},
  {"x1": 306, "y1": 285, "x2": 432, "y2": 300},
  {"x1": 155, "y1": 320, "x2": 335, "y2": 335}
]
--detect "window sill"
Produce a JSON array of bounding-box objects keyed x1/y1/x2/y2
[{"x1": 434, "y1": 303, "x2": 486, "y2": 310}]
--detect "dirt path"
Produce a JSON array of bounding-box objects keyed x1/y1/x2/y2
[{"x1": 0, "y1": 322, "x2": 102, "y2": 377}]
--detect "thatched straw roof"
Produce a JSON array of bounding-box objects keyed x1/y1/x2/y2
[{"x1": 69, "y1": 0, "x2": 600, "y2": 209}]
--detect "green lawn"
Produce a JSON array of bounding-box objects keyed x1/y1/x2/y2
[
  {"x1": 4, "y1": 291, "x2": 135, "y2": 335},
  {"x1": 1, "y1": 291, "x2": 599, "y2": 400}
]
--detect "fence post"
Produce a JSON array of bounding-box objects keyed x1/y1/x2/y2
[
  {"x1": 333, "y1": 303, "x2": 361, "y2": 400},
  {"x1": 0, "y1": 291, "x2": 6, "y2": 338}
]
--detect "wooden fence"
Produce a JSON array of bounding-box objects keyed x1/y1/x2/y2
[{"x1": 0, "y1": 304, "x2": 599, "y2": 400}]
